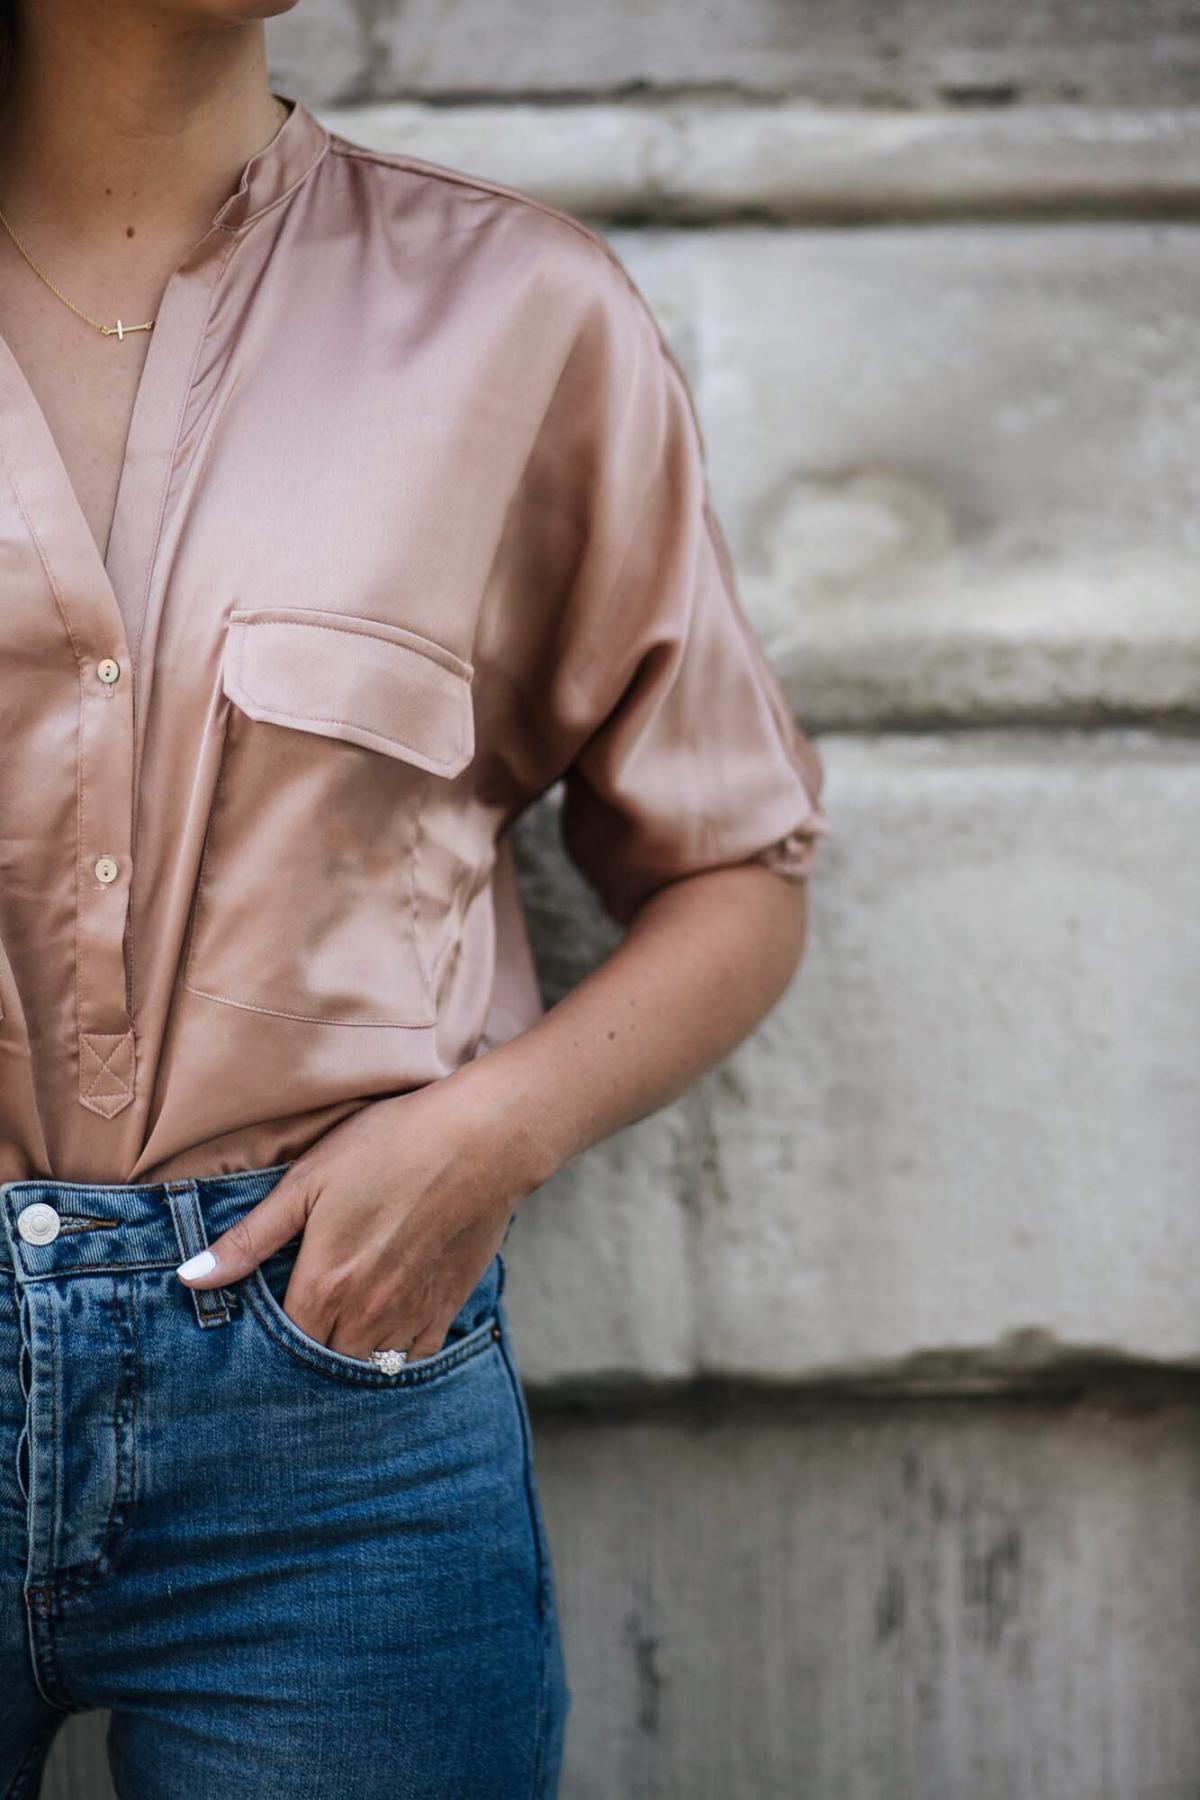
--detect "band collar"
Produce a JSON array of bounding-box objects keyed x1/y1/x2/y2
[{"x1": 210, "y1": 91, "x2": 329, "y2": 234}]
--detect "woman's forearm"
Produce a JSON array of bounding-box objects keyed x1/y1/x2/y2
[
  {"x1": 179, "y1": 863, "x2": 810, "y2": 1357},
  {"x1": 441, "y1": 862, "x2": 812, "y2": 1192}
]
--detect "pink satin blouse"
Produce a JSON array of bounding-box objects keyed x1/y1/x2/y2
[{"x1": 0, "y1": 93, "x2": 828, "y2": 1185}]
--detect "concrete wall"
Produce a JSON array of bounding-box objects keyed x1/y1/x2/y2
[
  {"x1": 47, "y1": 3, "x2": 1200, "y2": 1796},
  {"x1": 534, "y1": 1392, "x2": 1200, "y2": 1800}
]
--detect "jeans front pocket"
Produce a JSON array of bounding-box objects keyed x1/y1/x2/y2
[{"x1": 241, "y1": 1236, "x2": 504, "y2": 1389}]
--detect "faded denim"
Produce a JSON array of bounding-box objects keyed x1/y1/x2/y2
[{"x1": 0, "y1": 1161, "x2": 568, "y2": 1798}]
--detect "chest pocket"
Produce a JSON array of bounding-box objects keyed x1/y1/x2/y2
[{"x1": 183, "y1": 606, "x2": 475, "y2": 1028}]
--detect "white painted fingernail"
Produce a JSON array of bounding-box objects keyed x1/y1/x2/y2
[{"x1": 176, "y1": 1249, "x2": 217, "y2": 1281}]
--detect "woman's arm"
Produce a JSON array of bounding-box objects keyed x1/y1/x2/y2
[
  {"x1": 462, "y1": 860, "x2": 809, "y2": 1181},
  {"x1": 176, "y1": 862, "x2": 810, "y2": 1359}
]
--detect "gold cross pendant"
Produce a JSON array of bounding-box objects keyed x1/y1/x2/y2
[{"x1": 101, "y1": 318, "x2": 154, "y2": 341}]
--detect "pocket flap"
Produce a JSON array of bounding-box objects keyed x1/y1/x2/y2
[{"x1": 222, "y1": 607, "x2": 474, "y2": 777}]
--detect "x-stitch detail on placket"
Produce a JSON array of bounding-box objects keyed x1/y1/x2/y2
[{"x1": 78, "y1": 1029, "x2": 136, "y2": 1118}]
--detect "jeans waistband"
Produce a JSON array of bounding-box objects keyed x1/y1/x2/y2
[{"x1": 0, "y1": 1162, "x2": 296, "y2": 1279}]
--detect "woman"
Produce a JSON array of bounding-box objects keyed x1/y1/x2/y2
[{"x1": 0, "y1": 2, "x2": 827, "y2": 1794}]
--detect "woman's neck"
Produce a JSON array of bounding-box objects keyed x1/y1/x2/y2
[{"x1": 0, "y1": 3, "x2": 283, "y2": 257}]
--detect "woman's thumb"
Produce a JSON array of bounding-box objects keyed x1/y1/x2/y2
[{"x1": 175, "y1": 1176, "x2": 310, "y2": 1287}]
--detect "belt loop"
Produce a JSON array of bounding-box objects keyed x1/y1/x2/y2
[{"x1": 163, "y1": 1179, "x2": 232, "y2": 1329}]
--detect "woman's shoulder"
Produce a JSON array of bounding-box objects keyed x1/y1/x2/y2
[{"x1": 320, "y1": 121, "x2": 663, "y2": 346}]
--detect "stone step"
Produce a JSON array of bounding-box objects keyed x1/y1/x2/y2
[
  {"x1": 267, "y1": 0, "x2": 1200, "y2": 107},
  {"x1": 313, "y1": 100, "x2": 1200, "y2": 221}
]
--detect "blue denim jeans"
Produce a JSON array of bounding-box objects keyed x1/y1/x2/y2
[{"x1": 0, "y1": 1161, "x2": 569, "y2": 1798}]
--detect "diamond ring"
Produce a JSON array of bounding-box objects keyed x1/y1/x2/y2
[{"x1": 370, "y1": 1347, "x2": 409, "y2": 1374}]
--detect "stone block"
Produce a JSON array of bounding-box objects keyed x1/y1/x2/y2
[
  {"x1": 505, "y1": 734, "x2": 1200, "y2": 1387},
  {"x1": 267, "y1": 1, "x2": 1200, "y2": 107},
  {"x1": 314, "y1": 101, "x2": 1200, "y2": 221},
  {"x1": 533, "y1": 1392, "x2": 1200, "y2": 1798},
  {"x1": 600, "y1": 224, "x2": 1200, "y2": 727}
]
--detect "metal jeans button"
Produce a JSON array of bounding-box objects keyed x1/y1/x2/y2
[{"x1": 17, "y1": 1202, "x2": 61, "y2": 1245}]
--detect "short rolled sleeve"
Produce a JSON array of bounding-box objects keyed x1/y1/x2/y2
[{"x1": 543, "y1": 255, "x2": 828, "y2": 927}]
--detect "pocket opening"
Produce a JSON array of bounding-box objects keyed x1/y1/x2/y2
[{"x1": 243, "y1": 1237, "x2": 503, "y2": 1389}]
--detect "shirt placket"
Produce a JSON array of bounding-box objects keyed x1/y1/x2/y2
[
  {"x1": 76, "y1": 638, "x2": 138, "y2": 1117},
  {"x1": 0, "y1": 356, "x2": 141, "y2": 1121},
  {"x1": 73, "y1": 244, "x2": 237, "y2": 1123},
  {"x1": 0, "y1": 240, "x2": 232, "y2": 1126}
]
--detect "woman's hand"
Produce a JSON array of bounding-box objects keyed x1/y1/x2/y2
[
  {"x1": 177, "y1": 862, "x2": 810, "y2": 1360},
  {"x1": 175, "y1": 1066, "x2": 549, "y2": 1361}
]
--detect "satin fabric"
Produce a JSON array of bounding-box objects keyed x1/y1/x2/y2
[{"x1": 0, "y1": 93, "x2": 827, "y2": 1185}]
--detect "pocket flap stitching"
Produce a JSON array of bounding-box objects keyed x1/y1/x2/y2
[{"x1": 222, "y1": 607, "x2": 474, "y2": 777}]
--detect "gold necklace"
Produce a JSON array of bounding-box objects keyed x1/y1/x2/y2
[
  {"x1": 0, "y1": 97, "x2": 289, "y2": 342},
  {"x1": 0, "y1": 205, "x2": 155, "y2": 339}
]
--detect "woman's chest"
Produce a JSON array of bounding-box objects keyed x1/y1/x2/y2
[{"x1": 0, "y1": 273, "x2": 150, "y2": 575}]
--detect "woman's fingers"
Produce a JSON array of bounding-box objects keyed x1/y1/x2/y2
[
  {"x1": 397, "y1": 1320, "x2": 451, "y2": 1362},
  {"x1": 326, "y1": 1299, "x2": 447, "y2": 1362},
  {"x1": 174, "y1": 1173, "x2": 313, "y2": 1287}
]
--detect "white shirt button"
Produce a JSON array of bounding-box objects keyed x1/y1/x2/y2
[
  {"x1": 17, "y1": 1202, "x2": 61, "y2": 1245},
  {"x1": 94, "y1": 856, "x2": 119, "y2": 884},
  {"x1": 97, "y1": 658, "x2": 121, "y2": 684}
]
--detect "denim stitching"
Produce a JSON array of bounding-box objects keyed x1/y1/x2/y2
[
  {"x1": 241, "y1": 1273, "x2": 500, "y2": 1389},
  {"x1": 163, "y1": 1181, "x2": 230, "y2": 1328},
  {"x1": 15, "y1": 1286, "x2": 31, "y2": 1505},
  {"x1": 3, "y1": 1714, "x2": 64, "y2": 1800},
  {"x1": 529, "y1": 1601, "x2": 570, "y2": 1800},
  {"x1": 51, "y1": 1280, "x2": 139, "y2": 1602},
  {"x1": 527, "y1": 1613, "x2": 552, "y2": 1800},
  {"x1": 21, "y1": 1302, "x2": 70, "y2": 1711},
  {"x1": 495, "y1": 1317, "x2": 550, "y2": 1613},
  {"x1": 55, "y1": 1278, "x2": 141, "y2": 1599},
  {"x1": 494, "y1": 1316, "x2": 565, "y2": 1797}
]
